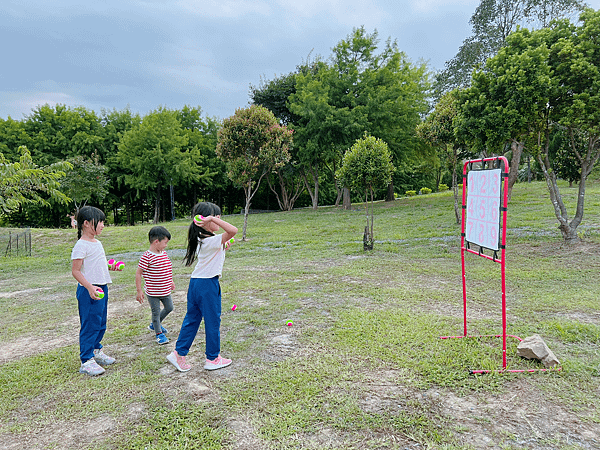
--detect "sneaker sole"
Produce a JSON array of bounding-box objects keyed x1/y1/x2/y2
[
  {"x1": 157, "y1": 340, "x2": 170, "y2": 345},
  {"x1": 204, "y1": 361, "x2": 232, "y2": 371},
  {"x1": 95, "y1": 360, "x2": 115, "y2": 366},
  {"x1": 79, "y1": 368, "x2": 105, "y2": 376},
  {"x1": 167, "y1": 354, "x2": 191, "y2": 372}
]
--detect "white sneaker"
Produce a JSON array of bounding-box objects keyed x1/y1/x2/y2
[
  {"x1": 79, "y1": 359, "x2": 105, "y2": 376},
  {"x1": 204, "y1": 355, "x2": 232, "y2": 371},
  {"x1": 93, "y1": 349, "x2": 116, "y2": 365},
  {"x1": 167, "y1": 351, "x2": 191, "y2": 372}
]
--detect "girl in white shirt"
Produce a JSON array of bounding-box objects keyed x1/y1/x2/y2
[
  {"x1": 167, "y1": 202, "x2": 237, "y2": 372},
  {"x1": 71, "y1": 206, "x2": 119, "y2": 376}
]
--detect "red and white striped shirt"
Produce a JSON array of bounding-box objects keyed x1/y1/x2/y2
[{"x1": 138, "y1": 250, "x2": 173, "y2": 296}]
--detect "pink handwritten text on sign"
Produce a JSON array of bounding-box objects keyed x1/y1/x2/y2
[{"x1": 466, "y1": 169, "x2": 501, "y2": 251}]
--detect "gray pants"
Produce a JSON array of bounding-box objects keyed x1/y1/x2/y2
[{"x1": 147, "y1": 294, "x2": 173, "y2": 334}]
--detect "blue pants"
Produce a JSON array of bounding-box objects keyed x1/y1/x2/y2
[
  {"x1": 175, "y1": 277, "x2": 221, "y2": 360},
  {"x1": 77, "y1": 284, "x2": 108, "y2": 363}
]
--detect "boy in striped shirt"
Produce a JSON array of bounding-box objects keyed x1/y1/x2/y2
[{"x1": 136, "y1": 226, "x2": 175, "y2": 345}]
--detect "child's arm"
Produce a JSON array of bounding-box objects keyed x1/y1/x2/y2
[
  {"x1": 201, "y1": 216, "x2": 238, "y2": 245},
  {"x1": 135, "y1": 267, "x2": 145, "y2": 304},
  {"x1": 72, "y1": 259, "x2": 101, "y2": 300}
]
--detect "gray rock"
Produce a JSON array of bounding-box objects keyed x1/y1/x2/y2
[{"x1": 517, "y1": 334, "x2": 560, "y2": 367}]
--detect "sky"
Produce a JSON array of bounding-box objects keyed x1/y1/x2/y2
[{"x1": 1, "y1": 0, "x2": 599, "y2": 122}]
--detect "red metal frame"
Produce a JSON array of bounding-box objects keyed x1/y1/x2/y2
[{"x1": 440, "y1": 156, "x2": 559, "y2": 374}]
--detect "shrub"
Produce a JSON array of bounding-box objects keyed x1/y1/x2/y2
[
  {"x1": 438, "y1": 184, "x2": 449, "y2": 192},
  {"x1": 405, "y1": 190, "x2": 417, "y2": 196},
  {"x1": 420, "y1": 187, "x2": 432, "y2": 195}
]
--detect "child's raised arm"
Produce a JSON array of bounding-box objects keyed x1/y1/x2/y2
[{"x1": 200, "y1": 215, "x2": 237, "y2": 244}]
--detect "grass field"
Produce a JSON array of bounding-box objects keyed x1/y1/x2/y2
[{"x1": 0, "y1": 180, "x2": 599, "y2": 449}]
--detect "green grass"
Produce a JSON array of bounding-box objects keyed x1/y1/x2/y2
[{"x1": 0, "y1": 180, "x2": 599, "y2": 449}]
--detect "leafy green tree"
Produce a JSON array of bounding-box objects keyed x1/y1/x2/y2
[
  {"x1": 250, "y1": 72, "x2": 303, "y2": 126},
  {"x1": 0, "y1": 117, "x2": 31, "y2": 161},
  {"x1": 289, "y1": 27, "x2": 429, "y2": 209},
  {"x1": 100, "y1": 107, "x2": 142, "y2": 225},
  {"x1": 23, "y1": 104, "x2": 104, "y2": 165},
  {"x1": 336, "y1": 134, "x2": 395, "y2": 250},
  {"x1": 116, "y1": 107, "x2": 204, "y2": 223},
  {"x1": 0, "y1": 146, "x2": 71, "y2": 214},
  {"x1": 250, "y1": 64, "x2": 320, "y2": 211},
  {"x1": 550, "y1": 129, "x2": 581, "y2": 187},
  {"x1": 417, "y1": 90, "x2": 474, "y2": 223},
  {"x1": 455, "y1": 29, "x2": 552, "y2": 200},
  {"x1": 434, "y1": 0, "x2": 585, "y2": 98},
  {"x1": 216, "y1": 105, "x2": 292, "y2": 240},
  {"x1": 60, "y1": 155, "x2": 110, "y2": 215},
  {"x1": 456, "y1": 9, "x2": 600, "y2": 243},
  {"x1": 175, "y1": 106, "x2": 228, "y2": 211}
]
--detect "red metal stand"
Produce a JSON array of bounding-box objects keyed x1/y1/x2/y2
[{"x1": 440, "y1": 157, "x2": 558, "y2": 374}]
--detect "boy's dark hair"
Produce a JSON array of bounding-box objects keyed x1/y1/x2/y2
[
  {"x1": 76, "y1": 206, "x2": 106, "y2": 239},
  {"x1": 148, "y1": 226, "x2": 171, "y2": 243},
  {"x1": 183, "y1": 202, "x2": 221, "y2": 267}
]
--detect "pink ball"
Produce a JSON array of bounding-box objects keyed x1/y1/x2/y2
[{"x1": 231, "y1": 305, "x2": 237, "y2": 311}]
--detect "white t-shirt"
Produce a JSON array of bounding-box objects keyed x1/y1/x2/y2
[
  {"x1": 71, "y1": 239, "x2": 112, "y2": 285},
  {"x1": 190, "y1": 234, "x2": 226, "y2": 279}
]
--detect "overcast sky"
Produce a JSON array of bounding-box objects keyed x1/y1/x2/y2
[{"x1": 1, "y1": 0, "x2": 598, "y2": 122}]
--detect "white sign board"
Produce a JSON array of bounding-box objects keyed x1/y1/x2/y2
[{"x1": 466, "y1": 169, "x2": 502, "y2": 251}]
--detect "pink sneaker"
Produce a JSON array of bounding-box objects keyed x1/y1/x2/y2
[
  {"x1": 167, "y1": 350, "x2": 191, "y2": 372},
  {"x1": 204, "y1": 354, "x2": 232, "y2": 370}
]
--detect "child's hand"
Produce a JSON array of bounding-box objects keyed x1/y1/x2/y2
[
  {"x1": 170, "y1": 282, "x2": 175, "y2": 292},
  {"x1": 89, "y1": 286, "x2": 102, "y2": 300},
  {"x1": 136, "y1": 291, "x2": 145, "y2": 304}
]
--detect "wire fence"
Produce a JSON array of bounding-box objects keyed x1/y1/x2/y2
[{"x1": 0, "y1": 228, "x2": 32, "y2": 257}]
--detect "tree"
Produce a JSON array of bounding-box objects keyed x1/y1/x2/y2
[
  {"x1": 100, "y1": 107, "x2": 142, "y2": 225},
  {"x1": 455, "y1": 29, "x2": 552, "y2": 201},
  {"x1": 434, "y1": 0, "x2": 585, "y2": 98},
  {"x1": 175, "y1": 106, "x2": 228, "y2": 211},
  {"x1": 0, "y1": 146, "x2": 71, "y2": 214},
  {"x1": 250, "y1": 66, "x2": 317, "y2": 211},
  {"x1": 0, "y1": 117, "x2": 31, "y2": 161},
  {"x1": 456, "y1": 9, "x2": 600, "y2": 243},
  {"x1": 289, "y1": 27, "x2": 429, "y2": 209},
  {"x1": 417, "y1": 91, "x2": 474, "y2": 223},
  {"x1": 60, "y1": 155, "x2": 110, "y2": 215},
  {"x1": 116, "y1": 107, "x2": 205, "y2": 223},
  {"x1": 336, "y1": 134, "x2": 395, "y2": 250},
  {"x1": 23, "y1": 104, "x2": 104, "y2": 166},
  {"x1": 216, "y1": 105, "x2": 292, "y2": 240}
]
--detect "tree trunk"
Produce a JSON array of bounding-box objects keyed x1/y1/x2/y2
[
  {"x1": 301, "y1": 166, "x2": 319, "y2": 209},
  {"x1": 385, "y1": 182, "x2": 395, "y2": 202},
  {"x1": 452, "y1": 164, "x2": 460, "y2": 225},
  {"x1": 507, "y1": 140, "x2": 524, "y2": 201},
  {"x1": 153, "y1": 186, "x2": 161, "y2": 224},
  {"x1": 343, "y1": 187, "x2": 351, "y2": 210},
  {"x1": 536, "y1": 135, "x2": 589, "y2": 245},
  {"x1": 242, "y1": 186, "x2": 251, "y2": 241},
  {"x1": 363, "y1": 188, "x2": 374, "y2": 251},
  {"x1": 267, "y1": 169, "x2": 304, "y2": 211}
]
